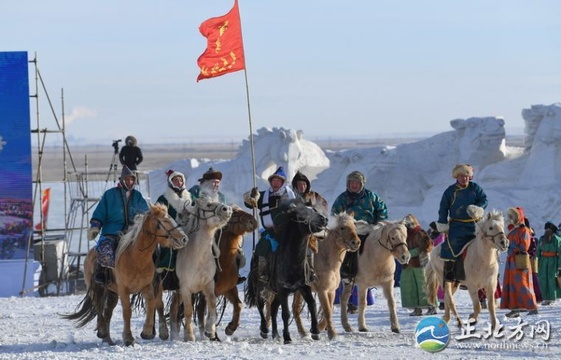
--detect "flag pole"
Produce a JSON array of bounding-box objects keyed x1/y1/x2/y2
[{"x1": 237, "y1": 0, "x2": 259, "y2": 251}]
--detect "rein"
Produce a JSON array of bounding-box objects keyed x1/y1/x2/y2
[
  {"x1": 139, "y1": 217, "x2": 183, "y2": 252},
  {"x1": 378, "y1": 229, "x2": 408, "y2": 253}
]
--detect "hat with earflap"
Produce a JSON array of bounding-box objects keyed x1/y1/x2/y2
[
  {"x1": 545, "y1": 221, "x2": 558, "y2": 234},
  {"x1": 452, "y1": 164, "x2": 474, "y2": 179},
  {"x1": 291, "y1": 171, "x2": 310, "y2": 194},
  {"x1": 119, "y1": 166, "x2": 136, "y2": 190},
  {"x1": 268, "y1": 166, "x2": 287, "y2": 184},
  {"x1": 166, "y1": 169, "x2": 186, "y2": 192},
  {"x1": 506, "y1": 207, "x2": 524, "y2": 226},
  {"x1": 198, "y1": 167, "x2": 223, "y2": 183},
  {"x1": 346, "y1": 170, "x2": 366, "y2": 192}
]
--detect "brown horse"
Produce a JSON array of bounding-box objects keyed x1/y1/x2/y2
[
  {"x1": 195, "y1": 206, "x2": 257, "y2": 338},
  {"x1": 340, "y1": 219, "x2": 410, "y2": 333},
  {"x1": 61, "y1": 203, "x2": 188, "y2": 346},
  {"x1": 293, "y1": 212, "x2": 361, "y2": 340}
]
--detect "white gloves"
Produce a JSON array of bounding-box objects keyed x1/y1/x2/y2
[
  {"x1": 436, "y1": 222, "x2": 449, "y2": 233},
  {"x1": 467, "y1": 205, "x2": 484, "y2": 220},
  {"x1": 87, "y1": 227, "x2": 100, "y2": 241},
  {"x1": 243, "y1": 187, "x2": 260, "y2": 208}
]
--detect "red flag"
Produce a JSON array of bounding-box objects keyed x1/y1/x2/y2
[
  {"x1": 35, "y1": 188, "x2": 51, "y2": 231},
  {"x1": 197, "y1": 0, "x2": 245, "y2": 82}
]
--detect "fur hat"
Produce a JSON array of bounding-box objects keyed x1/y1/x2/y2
[
  {"x1": 291, "y1": 171, "x2": 310, "y2": 194},
  {"x1": 120, "y1": 165, "x2": 136, "y2": 180},
  {"x1": 506, "y1": 206, "x2": 524, "y2": 226},
  {"x1": 452, "y1": 164, "x2": 474, "y2": 179},
  {"x1": 545, "y1": 221, "x2": 558, "y2": 233},
  {"x1": 268, "y1": 166, "x2": 287, "y2": 184},
  {"x1": 166, "y1": 169, "x2": 186, "y2": 191},
  {"x1": 125, "y1": 135, "x2": 137, "y2": 147},
  {"x1": 346, "y1": 170, "x2": 366, "y2": 191},
  {"x1": 198, "y1": 167, "x2": 222, "y2": 182}
]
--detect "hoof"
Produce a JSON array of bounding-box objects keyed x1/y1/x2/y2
[
  {"x1": 225, "y1": 325, "x2": 235, "y2": 336},
  {"x1": 140, "y1": 331, "x2": 155, "y2": 340},
  {"x1": 343, "y1": 326, "x2": 353, "y2": 333},
  {"x1": 124, "y1": 339, "x2": 135, "y2": 347},
  {"x1": 159, "y1": 331, "x2": 169, "y2": 341},
  {"x1": 102, "y1": 337, "x2": 115, "y2": 346},
  {"x1": 391, "y1": 328, "x2": 400, "y2": 334},
  {"x1": 204, "y1": 331, "x2": 217, "y2": 341},
  {"x1": 260, "y1": 331, "x2": 268, "y2": 339},
  {"x1": 358, "y1": 327, "x2": 368, "y2": 332},
  {"x1": 311, "y1": 333, "x2": 320, "y2": 341}
]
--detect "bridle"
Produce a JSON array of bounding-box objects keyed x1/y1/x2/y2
[
  {"x1": 139, "y1": 216, "x2": 184, "y2": 252},
  {"x1": 378, "y1": 226, "x2": 409, "y2": 253}
]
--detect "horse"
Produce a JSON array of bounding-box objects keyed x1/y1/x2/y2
[
  {"x1": 168, "y1": 197, "x2": 233, "y2": 341},
  {"x1": 61, "y1": 203, "x2": 188, "y2": 346},
  {"x1": 340, "y1": 218, "x2": 411, "y2": 333},
  {"x1": 194, "y1": 206, "x2": 257, "y2": 339},
  {"x1": 245, "y1": 199, "x2": 328, "y2": 344},
  {"x1": 424, "y1": 210, "x2": 508, "y2": 330},
  {"x1": 293, "y1": 212, "x2": 361, "y2": 340}
]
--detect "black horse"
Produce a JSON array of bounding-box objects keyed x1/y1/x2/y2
[{"x1": 245, "y1": 199, "x2": 328, "y2": 344}]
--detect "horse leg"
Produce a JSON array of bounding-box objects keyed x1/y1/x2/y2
[
  {"x1": 97, "y1": 288, "x2": 118, "y2": 345},
  {"x1": 444, "y1": 281, "x2": 462, "y2": 328},
  {"x1": 270, "y1": 296, "x2": 281, "y2": 340},
  {"x1": 155, "y1": 286, "x2": 169, "y2": 340},
  {"x1": 318, "y1": 290, "x2": 336, "y2": 339},
  {"x1": 385, "y1": 281, "x2": 400, "y2": 333},
  {"x1": 292, "y1": 292, "x2": 308, "y2": 338},
  {"x1": 340, "y1": 281, "x2": 354, "y2": 332},
  {"x1": 169, "y1": 291, "x2": 181, "y2": 340},
  {"x1": 118, "y1": 290, "x2": 135, "y2": 346},
  {"x1": 356, "y1": 284, "x2": 368, "y2": 332},
  {"x1": 202, "y1": 286, "x2": 218, "y2": 341},
  {"x1": 300, "y1": 287, "x2": 319, "y2": 340},
  {"x1": 257, "y1": 294, "x2": 269, "y2": 339},
  {"x1": 224, "y1": 289, "x2": 242, "y2": 336},
  {"x1": 140, "y1": 287, "x2": 157, "y2": 340},
  {"x1": 181, "y1": 291, "x2": 196, "y2": 341},
  {"x1": 486, "y1": 282, "x2": 499, "y2": 331},
  {"x1": 467, "y1": 287, "x2": 481, "y2": 325},
  {"x1": 279, "y1": 293, "x2": 293, "y2": 344},
  {"x1": 196, "y1": 294, "x2": 207, "y2": 339}
]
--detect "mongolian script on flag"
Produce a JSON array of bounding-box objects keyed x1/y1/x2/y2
[
  {"x1": 35, "y1": 188, "x2": 51, "y2": 231},
  {"x1": 196, "y1": 0, "x2": 245, "y2": 82}
]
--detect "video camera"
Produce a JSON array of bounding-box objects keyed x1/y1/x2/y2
[{"x1": 112, "y1": 139, "x2": 122, "y2": 154}]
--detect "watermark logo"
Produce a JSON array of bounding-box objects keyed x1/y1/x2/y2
[{"x1": 415, "y1": 316, "x2": 450, "y2": 352}]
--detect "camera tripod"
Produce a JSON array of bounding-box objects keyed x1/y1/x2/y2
[{"x1": 105, "y1": 139, "x2": 121, "y2": 184}]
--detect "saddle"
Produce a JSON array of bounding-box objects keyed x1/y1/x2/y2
[{"x1": 340, "y1": 234, "x2": 367, "y2": 279}]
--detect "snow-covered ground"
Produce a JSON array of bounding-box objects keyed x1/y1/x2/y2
[{"x1": 1, "y1": 287, "x2": 558, "y2": 359}]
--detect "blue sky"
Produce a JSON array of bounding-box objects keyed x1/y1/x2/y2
[{"x1": 2, "y1": 0, "x2": 560, "y2": 145}]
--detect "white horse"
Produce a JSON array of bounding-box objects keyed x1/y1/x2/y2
[
  {"x1": 340, "y1": 219, "x2": 411, "y2": 333},
  {"x1": 293, "y1": 212, "x2": 362, "y2": 340},
  {"x1": 168, "y1": 198, "x2": 233, "y2": 341},
  {"x1": 424, "y1": 210, "x2": 508, "y2": 330}
]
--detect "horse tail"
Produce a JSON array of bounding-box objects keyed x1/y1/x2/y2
[
  {"x1": 424, "y1": 259, "x2": 439, "y2": 307},
  {"x1": 244, "y1": 257, "x2": 259, "y2": 308},
  {"x1": 59, "y1": 287, "x2": 99, "y2": 327}
]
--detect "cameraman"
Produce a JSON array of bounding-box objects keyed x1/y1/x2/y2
[{"x1": 118, "y1": 135, "x2": 143, "y2": 171}]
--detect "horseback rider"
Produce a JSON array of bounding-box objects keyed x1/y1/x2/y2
[
  {"x1": 436, "y1": 164, "x2": 487, "y2": 285},
  {"x1": 190, "y1": 167, "x2": 246, "y2": 284},
  {"x1": 291, "y1": 170, "x2": 329, "y2": 283},
  {"x1": 331, "y1": 170, "x2": 388, "y2": 313},
  {"x1": 87, "y1": 166, "x2": 149, "y2": 284},
  {"x1": 243, "y1": 166, "x2": 296, "y2": 283},
  {"x1": 156, "y1": 169, "x2": 193, "y2": 277}
]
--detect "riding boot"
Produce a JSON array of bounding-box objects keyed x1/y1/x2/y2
[
  {"x1": 443, "y1": 260, "x2": 456, "y2": 283},
  {"x1": 258, "y1": 256, "x2": 269, "y2": 283},
  {"x1": 93, "y1": 263, "x2": 106, "y2": 284},
  {"x1": 454, "y1": 256, "x2": 466, "y2": 281},
  {"x1": 307, "y1": 253, "x2": 317, "y2": 283}
]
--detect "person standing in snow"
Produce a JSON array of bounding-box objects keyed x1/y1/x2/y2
[
  {"x1": 500, "y1": 206, "x2": 538, "y2": 317},
  {"x1": 536, "y1": 221, "x2": 561, "y2": 305},
  {"x1": 118, "y1": 135, "x2": 143, "y2": 171},
  {"x1": 243, "y1": 166, "x2": 296, "y2": 283},
  {"x1": 87, "y1": 166, "x2": 149, "y2": 284},
  {"x1": 436, "y1": 164, "x2": 487, "y2": 285},
  {"x1": 331, "y1": 170, "x2": 388, "y2": 313}
]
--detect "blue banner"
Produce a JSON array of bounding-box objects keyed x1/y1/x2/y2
[{"x1": 0, "y1": 51, "x2": 32, "y2": 260}]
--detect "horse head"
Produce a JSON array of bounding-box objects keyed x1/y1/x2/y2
[
  {"x1": 477, "y1": 210, "x2": 509, "y2": 252},
  {"x1": 380, "y1": 221, "x2": 410, "y2": 265},
  {"x1": 179, "y1": 198, "x2": 233, "y2": 234},
  {"x1": 227, "y1": 205, "x2": 258, "y2": 235},
  {"x1": 331, "y1": 212, "x2": 361, "y2": 253}
]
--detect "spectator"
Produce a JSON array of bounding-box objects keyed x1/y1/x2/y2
[{"x1": 119, "y1": 135, "x2": 143, "y2": 171}]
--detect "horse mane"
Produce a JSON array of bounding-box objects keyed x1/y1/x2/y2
[
  {"x1": 116, "y1": 203, "x2": 166, "y2": 259},
  {"x1": 475, "y1": 209, "x2": 504, "y2": 237}
]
